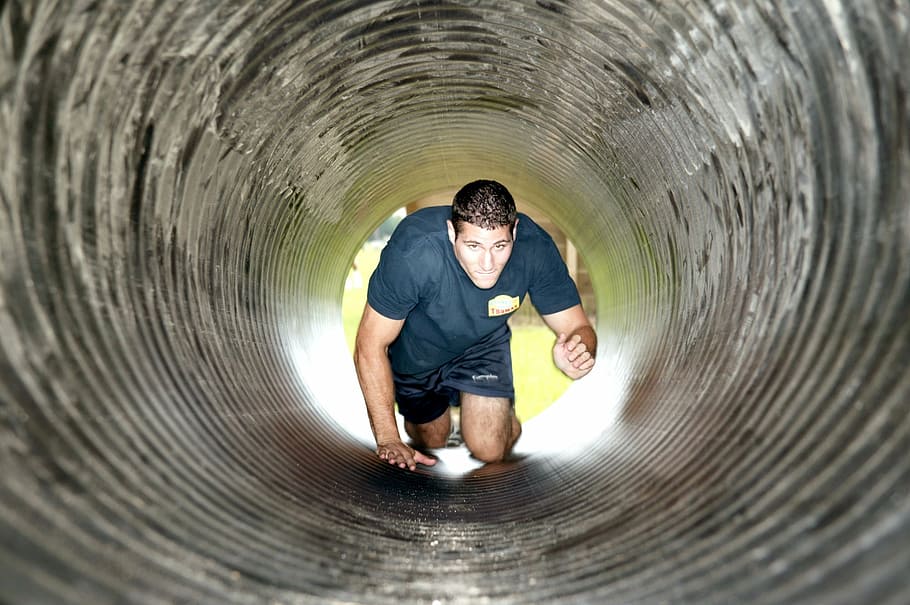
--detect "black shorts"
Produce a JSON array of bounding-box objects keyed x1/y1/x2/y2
[{"x1": 393, "y1": 333, "x2": 515, "y2": 425}]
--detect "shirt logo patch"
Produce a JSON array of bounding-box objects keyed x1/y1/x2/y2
[{"x1": 488, "y1": 294, "x2": 520, "y2": 317}]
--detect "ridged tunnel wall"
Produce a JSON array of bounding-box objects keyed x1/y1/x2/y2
[{"x1": 2, "y1": 1, "x2": 909, "y2": 603}]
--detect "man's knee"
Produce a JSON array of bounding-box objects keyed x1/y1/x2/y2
[
  {"x1": 418, "y1": 431, "x2": 448, "y2": 449},
  {"x1": 460, "y1": 393, "x2": 519, "y2": 462},
  {"x1": 466, "y1": 440, "x2": 508, "y2": 463},
  {"x1": 405, "y1": 411, "x2": 451, "y2": 448}
]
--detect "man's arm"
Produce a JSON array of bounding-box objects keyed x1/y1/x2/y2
[
  {"x1": 353, "y1": 303, "x2": 436, "y2": 470},
  {"x1": 540, "y1": 304, "x2": 597, "y2": 380}
]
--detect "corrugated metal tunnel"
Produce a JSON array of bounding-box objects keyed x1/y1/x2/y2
[{"x1": 1, "y1": 1, "x2": 909, "y2": 603}]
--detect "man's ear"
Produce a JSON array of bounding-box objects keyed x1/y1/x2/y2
[
  {"x1": 447, "y1": 220, "x2": 456, "y2": 245},
  {"x1": 512, "y1": 218, "x2": 519, "y2": 241}
]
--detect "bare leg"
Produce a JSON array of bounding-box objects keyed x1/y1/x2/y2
[
  {"x1": 404, "y1": 408, "x2": 451, "y2": 449},
  {"x1": 460, "y1": 393, "x2": 522, "y2": 463}
]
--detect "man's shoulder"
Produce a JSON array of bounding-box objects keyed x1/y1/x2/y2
[
  {"x1": 392, "y1": 206, "x2": 447, "y2": 236},
  {"x1": 386, "y1": 206, "x2": 447, "y2": 254},
  {"x1": 408, "y1": 205, "x2": 450, "y2": 220},
  {"x1": 379, "y1": 206, "x2": 446, "y2": 265},
  {"x1": 515, "y1": 213, "x2": 556, "y2": 246},
  {"x1": 399, "y1": 205, "x2": 449, "y2": 229}
]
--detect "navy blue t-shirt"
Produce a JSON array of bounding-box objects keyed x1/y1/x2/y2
[{"x1": 367, "y1": 206, "x2": 581, "y2": 376}]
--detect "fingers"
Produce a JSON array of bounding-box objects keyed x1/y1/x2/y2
[
  {"x1": 573, "y1": 354, "x2": 595, "y2": 371},
  {"x1": 377, "y1": 443, "x2": 412, "y2": 469},
  {"x1": 565, "y1": 337, "x2": 591, "y2": 367},
  {"x1": 560, "y1": 342, "x2": 596, "y2": 378},
  {"x1": 554, "y1": 332, "x2": 597, "y2": 379},
  {"x1": 564, "y1": 356, "x2": 596, "y2": 379},
  {"x1": 413, "y1": 450, "x2": 438, "y2": 467},
  {"x1": 560, "y1": 333, "x2": 582, "y2": 357},
  {"x1": 377, "y1": 442, "x2": 436, "y2": 471},
  {"x1": 391, "y1": 449, "x2": 416, "y2": 470}
]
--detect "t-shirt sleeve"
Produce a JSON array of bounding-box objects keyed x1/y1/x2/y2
[
  {"x1": 366, "y1": 243, "x2": 422, "y2": 320},
  {"x1": 527, "y1": 236, "x2": 582, "y2": 315}
]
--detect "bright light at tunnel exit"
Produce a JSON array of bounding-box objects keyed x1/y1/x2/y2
[
  {"x1": 300, "y1": 204, "x2": 621, "y2": 473},
  {"x1": 341, "y1": 204, "x2": 599, "y2": 418}
]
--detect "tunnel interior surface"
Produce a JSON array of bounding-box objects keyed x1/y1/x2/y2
[{"x1": 1, "y1": 1, "x2": 909, "y2": 604}]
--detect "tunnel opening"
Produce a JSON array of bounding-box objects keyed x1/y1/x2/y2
[
  {"x1": 1, "y1": 1, "x2": 908, "y2": 605},
  {"x1": 340, "y1": 199, "x2": 599, "y2": 427}
]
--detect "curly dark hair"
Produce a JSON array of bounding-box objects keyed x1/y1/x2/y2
[{"x1": 451, "y1": 179, "x2": 517, "y2": 234}]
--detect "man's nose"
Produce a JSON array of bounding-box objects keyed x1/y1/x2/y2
[{"x1": 480, "y1": 250, "x2": 494, "y2": 270}]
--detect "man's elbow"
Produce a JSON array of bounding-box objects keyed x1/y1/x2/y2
[
  {"x1": 353, "y1": 339, "x2": 369, "y2": 368},
  {"x1": 353, "y1": 338, "x2": 387, "y2": 370}
]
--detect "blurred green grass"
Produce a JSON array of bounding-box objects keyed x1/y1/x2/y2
[{"x1": 343, "y1": 244, "x2": 571, "y2": 421}]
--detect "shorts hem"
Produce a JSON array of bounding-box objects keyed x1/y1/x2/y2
[
  {"x1": 444, "y1": 380, "x2": 514, "y2": 401},
  {"x1": 397, "y1": 406, "x2": 450, "y2": 425}
]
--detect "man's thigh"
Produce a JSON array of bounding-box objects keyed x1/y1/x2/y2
[
  {"x1": 395, "y1": 332, "x2": 514, "y2": 424},
  {"x1": 459, "y1": 392, "x2": 514, "y2": 446}
]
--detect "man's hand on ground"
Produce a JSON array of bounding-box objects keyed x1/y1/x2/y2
[
  {"x1": 376, "y1": 440, "x2": 437, "y2": 471},
  {"x1": 553, "y1": 332, "x2": 595, "y2": 379}
]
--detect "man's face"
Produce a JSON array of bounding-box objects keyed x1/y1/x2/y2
[{"x1": 447, "y1": 219, "x2": 517, "y2": 289}]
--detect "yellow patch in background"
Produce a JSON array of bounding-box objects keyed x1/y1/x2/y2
[{"x1": 488, "y1": 294, "x2": 520, "y2": 317}]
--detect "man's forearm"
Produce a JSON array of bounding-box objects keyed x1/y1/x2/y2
[{"x1": 354, "y1": 348, "x2": 401, "y2": 444}]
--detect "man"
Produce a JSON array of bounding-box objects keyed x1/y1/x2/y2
[{"x1": 354, "y1": 179, "x2": 596, "y2": 471}]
